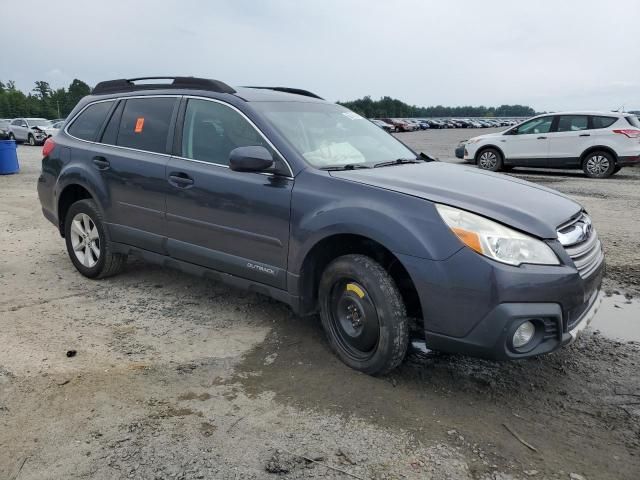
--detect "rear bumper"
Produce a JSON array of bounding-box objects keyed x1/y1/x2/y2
[
  {"x1": 618, "y1": 155, "x2": 640, "y2": 167},
  {"x1": 397, "y1": 246, "x2": 604, "y2": 360}
]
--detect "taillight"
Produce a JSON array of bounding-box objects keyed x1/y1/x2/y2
[
  {"x1": 612, "y1": 129, "x2": 640, "y2": 138},
  {"x1": 42, "y1": 137, "x2": 55, "y2": 157}
]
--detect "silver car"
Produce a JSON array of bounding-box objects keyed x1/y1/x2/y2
[{"x1": 9, "y1": 117, "x2": 50, "y2": 145}]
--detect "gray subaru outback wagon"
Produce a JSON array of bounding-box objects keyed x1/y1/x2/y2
[{"x1": 37, "y1": 77, "x2": 604, "y2": 375}]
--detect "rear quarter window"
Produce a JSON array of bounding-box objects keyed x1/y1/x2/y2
[
  {"x1": 591, "y1": 116, "x2": 617, "y2": 129},
  {"x1": 67, "y1": 101, "x2": 114, "y2": 141},
  {"x1": 625, "y1": 115, "x2": 640, "y2": 128},
  {"x1": 116, "y1": 97, "x2": 177, "y2": 154}
]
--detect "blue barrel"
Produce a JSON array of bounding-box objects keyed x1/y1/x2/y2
[{"x1": 0, "y1": 140, "x2": 19, "y2": 175}]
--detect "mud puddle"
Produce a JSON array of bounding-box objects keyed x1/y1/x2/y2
[{"x1": 591, "y1": 294, "x2": 640, "y2": 342}]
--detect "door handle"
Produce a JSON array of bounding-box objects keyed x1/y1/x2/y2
[
  {"x1": 579, "y1": 133, "x2": 591, "y2": 137},
  {"x1": 168, "y1": 172, "x2": 194, "y2": 187},
  {"x1": 537, "y1": 136, "x2": 547, "y2": 140},
  {"x1": 92, "y1": 156, "x2": 110, "y2": 169}
]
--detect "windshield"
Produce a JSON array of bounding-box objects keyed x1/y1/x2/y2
[{"x1": 253, "y1": 102, "x2": 416, "y2": 168}]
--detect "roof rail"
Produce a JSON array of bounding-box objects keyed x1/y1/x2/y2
[
  {"x1": 242, "y1": 86, "x2": 324, "y2": 100},
  {"x1": 92, "y1": 76, "x2": 236, "y2": 95}
]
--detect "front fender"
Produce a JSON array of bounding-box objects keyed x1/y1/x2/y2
[{"x1": 288, "y1": 170, "x2": 463, "y2": 274}]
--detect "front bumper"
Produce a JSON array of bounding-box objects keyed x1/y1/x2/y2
[
  {"x1": 455, "y1": 145, "x2": 465, "y2": 159},
  {"x1": 397, "y1": 245, "x2": 604, "y2": 360}
]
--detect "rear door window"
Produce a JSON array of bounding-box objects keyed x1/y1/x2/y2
[
  {"x1": 116, "y1": 97, "x2": 177, "y2": 154},
  {"x1": 68, "y1": 101, "x2": 114, "y2": 141},
  {"x1": 556, "y1": 115, "x2": 588, "y2": 132},
  {"x1": 591, "y1": 116, "x2": 617, "y2": 129}
]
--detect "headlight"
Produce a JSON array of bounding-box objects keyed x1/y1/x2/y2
[{"x1": 436, "y1": 204, "x2": 559, "y2": 266}]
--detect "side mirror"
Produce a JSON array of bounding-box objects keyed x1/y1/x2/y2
[{"x1": 229, "y1": 146, "x2": 274, "y2": 172}]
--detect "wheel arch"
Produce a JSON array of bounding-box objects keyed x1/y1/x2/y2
[
  {"x1": 474, "y1": 144, "x2": 505, "y2": 164},
  {"x1": 580, "y1": 145, "x2": 618, "y2": 166},
  {"x1": 296, "y1": 233, "x2": 423, "y2": 322},
  {"x1": 57, "y1": 183, "x2": 97, "y2": 236}
]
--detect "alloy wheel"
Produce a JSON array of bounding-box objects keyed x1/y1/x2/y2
[
  {"x1": 586, "y1": 155, "x2": 610, "y2": 176},
  {"x1": 479, "y1": 151, "x2": 498, "y2": 169},
  {"x1": 70, "y1": 213, "x2": 101, "y2": 268}
]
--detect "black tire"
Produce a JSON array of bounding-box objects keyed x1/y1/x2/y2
[
  {"x1": 318, "y1": 254, "x2": 409, "y2": 375},
  {"x1": 476, "y1": 147, "x2": 503, "y2": 172},
  {"x1": 613, "y1": 165, "x2": 622, "y2": 174},
  {"x1": 582, "y1": 151, "x2": 615, "y2": 178},
  {"x1": 64, "y1": 199, "x2": 126, "y2": 279},
  {"x1": 8, "y1": 133, "x2": 16, "y2": 142},
  {"x1": 28, "y1": 134, "x2": 35, "y2": 146}
]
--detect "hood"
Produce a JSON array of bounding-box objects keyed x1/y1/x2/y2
[
  {"x1": 330, "y1": 162, "x2": 582, "y2": 239},
  {"x1": 469, "y1": 130, "x2": 506, "y2": 141}
]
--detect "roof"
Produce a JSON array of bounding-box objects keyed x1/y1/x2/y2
[
  {"x1": 90, "y1": 77, "x2": 326, "y2": 103},
  {"x1": 536, "y1": 110, "x2": 632, "y2": 117},
  {"x1": 233, "y1": 86, "x2": 326, "y2": 103}
]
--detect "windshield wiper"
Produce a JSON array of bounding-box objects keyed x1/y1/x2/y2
[
  {"x1": 373, "y1": 158, "x2": 422, "y2": 168},
  {"x1": 321, "y1": 164, "x2": 371, "y2": 171}
]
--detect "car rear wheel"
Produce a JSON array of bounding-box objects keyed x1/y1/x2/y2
[
  {"x1": 583, "y1": 151, "x2": 615, "y2": 178},
  {"x1": 318, "y1": 254, "x2": 409, "y2": 375},
  {"x1": 28, "y1": 134, "x2": 35, "y2": 146},
  {"x1": 64, "y1": 199, "x2": 127, "y2": 279},
  {"x1": 477, "y1": 148, "x2": 503, "y2": 172}
]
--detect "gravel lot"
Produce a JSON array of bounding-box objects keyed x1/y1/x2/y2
[{"x1": 1, "y1": 136, "x2": 639, "y2": 480}]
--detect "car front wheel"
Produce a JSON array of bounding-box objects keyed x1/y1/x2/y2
[
  {"x1": 318, "y1": 254, "x2": 409, "y2": 375},
  {"x1": 28, "y1": 134, "x2": 35, "y2": 146},
  {"x1": 583, "y1": 151, "x2": 615, "y2": 178},
  {"x1": 476, "y1": 148, "x2": 503, "y2": 172}
]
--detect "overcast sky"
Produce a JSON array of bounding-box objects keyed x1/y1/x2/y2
[{"x1": 4, "y1": 0, "x2": 639, "y2": 111}]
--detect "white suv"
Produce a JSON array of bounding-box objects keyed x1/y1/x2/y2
[{"x1": 459, "y1": 111, "x2": 640, "y2": 178}]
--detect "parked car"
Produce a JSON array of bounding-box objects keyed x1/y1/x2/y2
[
  {"x1": 38, "y1": 76, "x2": 604, "y2": 375},
  {"x1": 461, "y1": 111, "x2": 640, "y2": 178},
  {"x1": 402, "y1": 119, "x2": 420, "y2": 131},
  {"x1": 370, "y1": 119, "x2": 395, "y2": 132},
  {"x1": 0, "y1": 120, "x2": 10, "y2": 140},
  {"x1": 8, "y1": 117, "x2": 50, "y2": 145},
  {"x1": 430, "y1": 119, "x2": 446, "y2": 129},
  {"x1": 382, "y1": 118, "x2": 412, "y2": 132},
  {"x1": 42, "y1": 120, "x2": 64, "y2": 137}
]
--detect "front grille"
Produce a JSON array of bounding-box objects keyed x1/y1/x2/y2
[{"x1": 558, "y1": 213, "x2": 604, "y2": 279}]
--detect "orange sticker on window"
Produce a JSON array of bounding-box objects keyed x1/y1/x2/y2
[{"x1": 134, "y1": 117, "x2": 145, "y2": 133}]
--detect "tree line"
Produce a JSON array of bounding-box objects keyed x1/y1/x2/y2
[
  {"x1": 338, "y1": 95, "x2": 537, "y2": 118},
  {"x1": 1, "y1": 80, "x2": 538, "y2": 120},
  {"x1": 0, "y1": 79, "x2": 91, "y2": 119}
]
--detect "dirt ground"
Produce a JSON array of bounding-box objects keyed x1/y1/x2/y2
[{"x1": 1, "y1": 135, "x2": 639, "y2": 480}]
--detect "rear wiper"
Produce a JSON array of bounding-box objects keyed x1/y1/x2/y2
[
  {"x1": 321, "y1": 164, "x2": 371, "y2": 171},
  {"x1": 373, "y1": 158, "x2": 422, "y2": 168}
]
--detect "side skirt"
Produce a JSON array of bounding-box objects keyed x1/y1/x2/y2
[{"x1": 111, "y1": 242, "x2": 302, "y2": 314}]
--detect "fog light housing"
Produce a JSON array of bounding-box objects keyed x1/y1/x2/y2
[{"x1": 512, "y1": 321, "x2": 536, "y2": 348}]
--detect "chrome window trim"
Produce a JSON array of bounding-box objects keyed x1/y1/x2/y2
[
  {"x1": 64, "y1": 94, "x2": 295, "y2": 178},
  {"x1": 182, "y1": 95, "x2": 294, "y2": 177}
]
